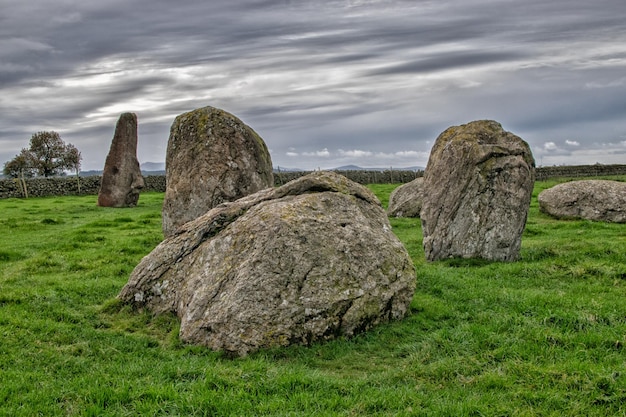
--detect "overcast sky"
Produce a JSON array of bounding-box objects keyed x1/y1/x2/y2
[{"x1": 1, "y1": 0, "x2": 625, "y2": 171}]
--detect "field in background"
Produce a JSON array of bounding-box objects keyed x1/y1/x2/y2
[
  {"x1": 2, "y1": 164, "x2": 626, "y2": 199},
  {"x1": 1, "y1": 177, "x2": 625, "y2": 416}
]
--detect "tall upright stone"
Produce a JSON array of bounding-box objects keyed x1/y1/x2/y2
[
  {"x1": 421, "y1": 120, "x2": 535, "y2": 262},
  {"x1": 162, "y1": 106, "x2": 274, "y2": 237},
  {"x1": 97, "y1": 112, "x2": 144, "y2": 207}
]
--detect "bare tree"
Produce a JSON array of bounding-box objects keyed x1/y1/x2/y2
[
  {"x1": 64, "y1": 143, "x2": 82, "y2": 193},
  {"x1": 2, "y1": 148, "x2": 35, "y2": 197}
]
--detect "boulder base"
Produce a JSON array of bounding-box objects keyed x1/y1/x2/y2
[
  {"x1": 119, "y1": 171, "x2": 416, "y2": 356},
  {"x1": 538, "y1": 180, "x2": 626, "y2": 222},
  {"x1": 421, "y1": 120, "x2": 535, "y2": 262}
]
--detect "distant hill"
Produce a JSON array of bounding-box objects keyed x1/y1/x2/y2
[
  {"x1": 273, "y1": 166, "x2": 304, "y2": 173},
  {"x1": 80, "y1": 169, "x2": 165, "y2": 177},
  {"x1": 77, "y1": 163, "x2": 424, "y2": 177},
  {"x1": 333, "y1": 165, "x2": 425, "y2": 172},
  {"x1": 80, "y1": 162, "x2": 166, "y2": 177},
  {"x1": 80, "y1": 170, "x2": 103, "y2": 177},
  {"x1": 141, "y1": 162, "x2": 165, "y2": 171},
  {"x1": 80, "y1": 169, "x2": 166, "y2": 177}
]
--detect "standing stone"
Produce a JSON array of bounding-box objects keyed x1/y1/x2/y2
[
  {"x1": 387, "y1": 177, "x2": 424, "y2": 218},
  {"x1": 118, "y1": 171, "x2": 416, "y2": 357},
  {"x1": 421, "y1": 120, "x2": 535, "y2": 262},
  {"x1": 97, "y1": 112, "x2": 144, "y2": 207},
  {"x1": 162, "y1": 106, "x2": 274, "y2": 237}
]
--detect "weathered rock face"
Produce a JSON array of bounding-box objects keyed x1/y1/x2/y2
[
  {"x1": 421, "y1": 120, "x2": 535, "y2": 262},
  {"x1": 162, "y1": 106, "x2": 273, "y2": 237},
  {"x1": 538, "y1": 180, "x2": 626, "y2": 223},
  {"x1": 387, "y1": 177, "x2": 424, "y2": 218},
  {"x1": 97, "y1": 112, "x2": 144, "y2": 207},
  {"x1": 119, "y1": 171, "x2": 416, "y2": 356}
]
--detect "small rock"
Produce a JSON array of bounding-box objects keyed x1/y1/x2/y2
[
  {"x1": 387, "y1": 177, "x2": 424, "y2": 218},
  {"x1": 538, "y1": 180, "x2": 626, "y2": 222}
]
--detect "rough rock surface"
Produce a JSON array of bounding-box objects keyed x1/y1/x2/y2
[
  {"x1": 421, "y1": 120, "x2": 535, "y2": 262},
  {"x1": 97, "y1": 112, "x2": 144, "y2": 207},
  {"x1": 538, "y1": 180, "x2": 626, "y2": 222},
  {"x1": 387, "y1": 177, "x2": 424, "y2": 218},
  {"x1": 119, "y1": 171, "x2": 416, "y2": 356},
  {"x1": 162, "y1": 106, "x2": 273, "y2": 237}
]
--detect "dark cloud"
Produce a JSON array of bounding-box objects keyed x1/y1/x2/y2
[
  {"x1": 1, "y1": 0, "x2": 625, "y2": 170},
  {"x1": 366, "y1": 51, "x2": 527, "y2": 76}
]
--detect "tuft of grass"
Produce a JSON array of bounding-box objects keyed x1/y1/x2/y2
[{"x1": 1, "y1": 182, "x2": 626, "y2": 416}]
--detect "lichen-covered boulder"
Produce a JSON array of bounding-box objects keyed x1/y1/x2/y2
[
  {"x1": 421, "y1": 120, "x2": 535, "y2": 262},
  {"x1": 387, "y1": 177, "x2": 424, "y2": 218},
  {"x1": 97, "y1": 112, "x2": 144, "y2": 207},
  {"x1": 119, "y1": 171, "x2": 416, "y2": 356},
  {"x1": 162, "y1": 106, "x2": 273, "y2": 237},
  {"x1": 538, "y1": 180, "x2": 626, "y2": 222}
]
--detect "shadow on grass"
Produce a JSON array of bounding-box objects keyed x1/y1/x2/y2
[{"x1": 439, "y1": 257, "x2": 495, "y2": 268}]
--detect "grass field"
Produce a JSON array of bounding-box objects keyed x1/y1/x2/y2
[{"x1": 1, "y1": 177, "x2": 625, "y2": 416}]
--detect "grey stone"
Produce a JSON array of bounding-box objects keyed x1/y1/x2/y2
[
  {"x1": 119, "y1": 171, "x2": 416, "y2": 356},
  {"x1": 97, "y1": 112, "x2": 144, "y2": 207},
  {"x1": 162, "y1": 106, "x2": 273, "y2": 237},
  {"x1": 421, "y1": 120, "x2": 535, "y2": 262},
  {"x1": 387, "y1": 177, "x2": 424, "y2": 218},
  {"x1": 538, "y1": 180, "x2": 626, "y2": 222}
]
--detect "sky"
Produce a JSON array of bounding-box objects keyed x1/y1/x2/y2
[{"x1": 1, "y1": 0, "x2": 626, "y2": 172}]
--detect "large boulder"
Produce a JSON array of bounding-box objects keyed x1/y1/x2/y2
[
  {"x1": 119, "y1": 171, "x2": 416, "y2": 357},
  {"x1": 97, "y1": 112, "x2": 144, "y2": 207},
  {"x1": 538, "y1": 180, "x2": 626, "y2": 222},
  {"x1": 162, "y1": 106, "x2": 274, "y2": 237},
  {"x1": 387, "y1": 177, "x2": 424, "y2": 218},
  {"x1": 421, "y1": 120, "x2": 535, "y2": 262}
]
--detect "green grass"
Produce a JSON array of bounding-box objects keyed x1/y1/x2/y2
[{"x1": 1, "y1": 179, "x2": 626, "y2": 416}]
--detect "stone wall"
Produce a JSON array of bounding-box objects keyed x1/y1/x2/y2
[
  {"x1": 1, "y1": 165, "x2": 625, "y2": 199},
  {"x1": 273, "y1": 169, "x2": 423, "y2": 186},
  {"x1": 534, "y1": 164, "x2": 626, "y2": 181},
  {"x1": 0, "y1": 175, "x2": 164, "y2": 199},
  {"x1": 0, "y1": 176, "x2": 101, "y2": 199}
]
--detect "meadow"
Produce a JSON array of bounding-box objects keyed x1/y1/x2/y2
[{"x1": 1, "y1": 176, "x2": 625, "y2": 416}]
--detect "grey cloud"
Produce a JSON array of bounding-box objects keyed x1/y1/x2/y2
[
  {"x1": 366, "y1": 51, "x2": 526, "y2": 76},
  {"x1": 1, "y1": 0, "x2": 625, "y2": 170}
]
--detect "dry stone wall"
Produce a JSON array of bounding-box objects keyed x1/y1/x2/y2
[
  {"x1": 534, "y1": 164, "x2": 626, "y2": 180},
  {"x1": 1, "y1": 165, "x2": 625, "y2": 199},
  {"x1": 0, "y1": 176, "x2": 162, "y2": 199},
  {"x1": 0, "y1": 176, "x2": 101, "y2": 199}
]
